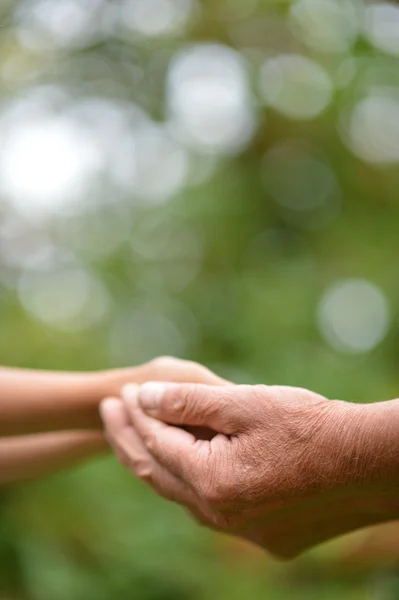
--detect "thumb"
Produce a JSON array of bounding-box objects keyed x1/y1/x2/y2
[{"x1": 130, "y1": 382, "x2": 247, "y2": 434}]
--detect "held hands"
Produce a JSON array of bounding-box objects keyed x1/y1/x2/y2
[
  {"x1": 0, "y1": 357, "x2": 226, "y2": 484},
  {"x1": 0, "y1": 357, "x2": 227, "y2": 437},
  {"x1": 5, "y1": 356, "x2": 396, "y2": 556},
  {"x1": 101, "y1": 380, "x2": 394, "y2": 559}
]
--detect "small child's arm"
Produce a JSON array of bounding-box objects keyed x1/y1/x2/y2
[
  {"x1": 0, "y1": 359, "x2": 226, "y2": 437},
  {"x1": 0, "y1": 367, "x2": 107, "y2": 436},
  {"x1": 0, "y1": 431, "x2": 108, "y2": 486},
  {"x1": 0, "y1": 358, "x2": 226, "y2": 485}
]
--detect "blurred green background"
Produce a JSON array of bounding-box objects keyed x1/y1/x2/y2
[{"x1": 1, "y1": 0, "x2": 399, "y2": 598}]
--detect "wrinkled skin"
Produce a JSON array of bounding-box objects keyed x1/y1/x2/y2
[{"x1": 101, "y1": 361, "x2": 399, "y2": 559}]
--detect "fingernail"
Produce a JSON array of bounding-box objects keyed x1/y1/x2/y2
[
  {"x1": 138, "y1": 382, "x2": 166, "y2": 413},
  {"x1": 121, "y1": 383, "x2": 139, "y2": 406},
  {"x1": 99, "y1": 397, "x2": 120, "y2": 421}
]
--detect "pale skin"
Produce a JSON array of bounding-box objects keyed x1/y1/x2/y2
[
  {"x1": 0, "y1": 358, "x2": 226, "y2": 486},
  {"x1": 100, "y1": 368, "x2": 399, "y2": 560}
]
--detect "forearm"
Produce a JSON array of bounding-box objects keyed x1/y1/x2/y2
[
  {"x1": 0, "y1": 359, "x2": 227, "y2": 437},
  {"x1": 277, "y1": 397, "x2": 399, "y2": 556},
  {"x1": 0, "y1": 366, "x2": 144, "y2": 436},
  {"x1": 0, "y1": 431, "x2": 108, "y2": 486},
  {"x1": 248, "y1": 396, "x2": 399, "y2": 558},
  {"x1": 0, "y1": 367, "x2": 112, "y2": 435},
  {"x1": 352, "y1": 399, "x2": 399, "y2": 503}
]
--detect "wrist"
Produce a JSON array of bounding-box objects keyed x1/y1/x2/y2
[
  {"x1": 356, "y1": 399, "x2": 399, "y2": 491},
  {"x1": 85, "y1": 367, "x2": 140, "y2": 412},
  {"x1": 313, "y1": 398, "x2": 399, "y2": 518},
  {"x1": 66, "y1": 371, "x2": 114, "y2": 430},
  {"x1": 94, "y1": 368, "x2": 137, "y2": 398}
]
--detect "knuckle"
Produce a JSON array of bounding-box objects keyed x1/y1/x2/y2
[
  {"x1": 252, "y1": 384, "x2": 270, "y2": 403},
  {"x1": 152, "y1": 355, "x2": 174, "y2": 366},
  {"x1": 190, "y1": 387, "x2": 222, "y2": 420},
  {"x1": 211, "y1": 512, "x2": 233, "y2": 531},
  {"x1": 151, "y1": 356, "x2": 187, "y2": 372},
  {"x1": 164, "y1": 393, "x2": 185, "y2": 415},
  {"x1": 184, "y1": 383, "x2": 200, "y2": 405},
  {"x1": 115, "y1": 450, "x2": 130, "y2": 468},
  {"x1": 149, "y1": 356, "x2": 175, "y2": 371},
  {"x1": 201, "y1": 476, "x2": 233, "y2": 507},
  {"x1": 178, "y1": 384, "x2": 202, "y2": 419},
  {"x1": 185, "y1": 361, "x2": 215, "y2": 381},
  {"x1": 247, "y1": 385, "x2": 273, "y2": 420},
  {"x1": 133, "y1": 461, "x2": 153, "y2": 480},
  {"x1": 201, "y1": 390, "x2": 236, "y2": 428},
  {"x1": 142, "y1": 434, "x2": 155, "y2": 452},
  {"x1": 127, "y1": 451, "x2": 152, "y2": 478}
]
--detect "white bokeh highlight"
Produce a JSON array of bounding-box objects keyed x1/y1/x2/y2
[
  {"x1": 0, "y1": 116, "x2": 102, "y2": 219},
  {"x1": 0, "y1": 218, "x2": 67, "y2": 271},
  {"x1": 69, "y1": 98, "x2": 189, "y2": 203},
  {"x1": 318, "y1": 279, "x2": 390, "y2": 354},
  {"x1": 290, "y1": 0, "x2": 360, "y2": 54},
  {"x1": 17, "y1": 0, "x2": 105, "y2": 49},
  {"x1": 119, "y1": 124, "x2": 189, "y2": 203},
  {"x1": 0, "y1": 91, "x2": 190, "y2": 218},
  {"x1": 344, "y1": 93, "x2": 399, "y2": 164},
  {"x1": 260, "y1": 54, "x2": 333, "y2": 120},
  {"x1": 121, "y1": 0, "x2": 197, "y2": 37},
  {"x1": 110, "y1": 303, "x2": 187, "y2": 365},
  {"x1": 364, "y1": 3, "x2": 399, "y2": 56},
  {"x1": 167, "y1": 43, "x2": 256, "y2": 154},
  {"x1": 18, "y1": 265, "x2": 110, "y2": 331}
]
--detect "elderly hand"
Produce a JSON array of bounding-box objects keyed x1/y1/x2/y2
[{"x1": 101, "y1": 381, "x2": 399, "y2": 559}]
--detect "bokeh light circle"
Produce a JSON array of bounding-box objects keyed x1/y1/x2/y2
[
  {"x1": 120, "y1": 0, "x2": 197, "y2": 38},
  {"x1": 18, "y1": 265, "x2": 110, "y2": 332},
  {"x1": 363, "y1": 2, "x2": 399, "y2": 57},
  {"x1": 344, "y1": 93, "x2": 399, "y2": 164},
  {"x1": 318, "y1": 279, "x2": 390, "y2": 354},
  {"x1": 167, "y1": 43, "x2": 256, "y2": 154},
  {"x1": 260, "y1": 54, "x2": 333, "y2": 120},
  {"x1": 290, "y1": 0, "x2": 360, "y2": 54}
]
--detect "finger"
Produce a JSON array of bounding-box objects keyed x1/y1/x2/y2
[
  {"x1": 128, "y1": 382, "x2": 247, "y2": 434},
  {"x1": 107, "y1": 421, "x2": 200, "y2": 509},
  {"x1": 100, "y1": 397, "x2": 136, "y2": 467},
  {"x1": 123, "y1": 385, "x2": 217, "y2": 440},
  {"x1": 131, "y1": 357, "x2": 230, "y2": 387},
  {"x1": 149, "y1": 463, "x2": 196, "y2": 506},
  {"x1": 102, "y1": 397, "x2": 217, "y2": 527},
  {"x1": 100, "y1": 397, "x2": 193, "y2": 492},
  {"x1": 122, "y1": 385, "x2": 200, "y2": 483},
  {"x1": 142, "y1": 357, "x2": 230, "y2": 386},
  {"x1": 101, "y1": 398, "x2": 169, "y2": 479},
  {"x1": 100, "y1": 396, "x2": 130, "y2": 433}
]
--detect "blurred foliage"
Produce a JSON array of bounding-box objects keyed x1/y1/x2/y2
[{"x1": 1, "y1": 0, "x2": 399, "y2": 598}]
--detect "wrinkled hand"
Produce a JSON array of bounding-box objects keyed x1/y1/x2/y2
[{"x1": 101, "y1": 381, "x2": 377, "y2": 559}]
